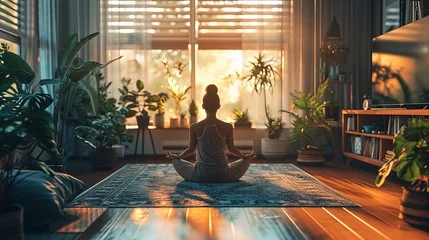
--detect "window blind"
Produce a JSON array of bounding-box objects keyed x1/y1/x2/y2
[
  {"x1": 0, "y1": 0, "x2": 19, "y2": 30},
  {"x1": 197, "y1": 0, "x2": 284, "y2": 49},
  {"x1": 106, "y1": 0, "x2": 190, "y2": 49}
]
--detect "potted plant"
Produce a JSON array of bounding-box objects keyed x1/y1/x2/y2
[
  {"x1": 121, "y1": 79, "x2": 161, "y2": 129},
  {"x1": 0, "y1": 44, "x2": 59, "y2": 238},
  {"x1": 180, "y1": 112, "x2": 188, "y2": 128},
  {"x1": 375, "y1": 118, "x2": 429, "y2": 226},
  {"x1": 75, "y1": 104, "x2": 133, "y2": 169},
  {"x1": 232, "y1": 109, "x2": 252, "y2": 128},
  {"x1": 153, "y1": 93, "x2": 169, "y2": 128},
  {"x1": 189, "y1": 99, "x2": 199, "y2": 124},
  {"x1": 242, "y1": 53, "x2": 286, "y2": 160},
  {"x1": 167, "y1": 78, "x2": 191, "y2": 128},
  {"x1": 281, "y1": 79, "x2": 332, "y2": 165}
]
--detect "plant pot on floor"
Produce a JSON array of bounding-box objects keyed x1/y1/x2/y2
[
  {"x1": 234, "y1": 121, "x2": 252, "y2": 128},
  {"x1": 0, "y1": 204, "x2": 24, "y2": 240},
  {"x1": 136, "y1": 115, "x2": 150, "y2": 129},
  {"x1": 190, "y1": 116, "x2": 198, "y2": 124},
  {"x1": 92, "y1": 148, "x2": 117, "y2": 170},
  {"x1": 155, "y1": 114, "x2": 165, "y2": 129},
  {"x1": 399, "y1": 188, "x2": 429, "y2": 227},
  {"x1": 297, "y1": 148, "x2": 324, "y2": 165},
  {"x1": 261, "y1": 138, "x2": 287, "y2": 160},
  {"x1": 112, "y1": 145, "x2": 125, "y2": 158},
  {"x1": 170, "y1": 118, "x2": 180, "y2": 128}
]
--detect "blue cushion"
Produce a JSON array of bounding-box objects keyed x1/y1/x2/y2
[{"x1": 8, "y1": 170, "x2": 87, "y2": 226}]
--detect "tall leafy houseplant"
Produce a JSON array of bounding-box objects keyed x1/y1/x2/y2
[
  {"x1": 375, "y1": 119, "x2": 429, "y2": 226},
  {"x1": 0, "y1": 45, "x2": 58, "y2": 237},
  {"x1": 121, "y1": 79, "x2": 162, "y2": 128},
  {"x1": 281, "y1": 79, "x2": 332, "y2": 164},
  {"x1": 232, "y1": 109, "x2": 252, "y2": 128},
  {"x1": 242, "y1": 53, "x2": 286, "y2": 159}
]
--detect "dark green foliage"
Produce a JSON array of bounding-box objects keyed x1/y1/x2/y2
[
  {"x1": 281, "y1": 79, "x2": 332, "y2": 149},
  {"x1": 188, "y1": 99, "x2": 199, "y2": 117},
  {"x1": 375, "y1": 119, "x2": 429, "y2": 192}
]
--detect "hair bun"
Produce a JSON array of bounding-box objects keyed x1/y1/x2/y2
[{"x1": 205, "y1": 84, "x2": 218, "y2": 95}]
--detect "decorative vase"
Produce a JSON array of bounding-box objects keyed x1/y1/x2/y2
[
  {"x1": 155, "y1": 114, "x2": 165, "y2": 129},
  {"x1": 297, "y1": 148, "x2": 324, "y2": 165},
  {"x1": 0, "y1": 204, "x2": 23, "y2": 240},
  {"x1": 112, "y1": 145, "x2": 125, "y2": 158},
  {"x1": 261, "y1": 138, "x2": 288, "y2": 160},
  {"x1": 399, "y1": 188, "x2": 429, "y2": 227},
  {"x1": 190, "y1": 115, "x2": 198, "y2": 124},
  {"x1": 170, "y1": 118, "x2": 180, "y2": 128},
  {"x1": 180, "y1": 117, "x2": 188, "y2": 128},
  {"x1": 92, "y1": 147, "x2": 117, "y2": 170},
  {"x1": 329, "y1": 66, "x2": 337, "y2": 81}
]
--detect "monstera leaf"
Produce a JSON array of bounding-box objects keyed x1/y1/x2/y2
[
  {"x1": 0, "y1": 51, "x2": 35, "y2": 84},
  {"x1": 16, "y1": 93, "x2": 53, "y2": 111}
]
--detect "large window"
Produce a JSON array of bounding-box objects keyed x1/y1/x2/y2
[
  {"x1": 0, "y1": 0, "x2": 20, "y2": 53},
  {"x1": 103, "y1": 0, "x2": 284, "y2": 126}
]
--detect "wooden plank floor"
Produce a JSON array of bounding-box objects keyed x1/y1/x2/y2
[{"x1": 25, "y1": 157, "x2": 429, "y2": 240}]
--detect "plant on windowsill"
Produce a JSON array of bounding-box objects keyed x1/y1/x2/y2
[
  {"x1": 189, "y1": 99, "x2": 199, "y2": 124},
  {"x1": 167, "y1": 78, "x2": 191, "y2": 128},
  {"x1": 375, "y1": 118, "x2": 429, "y2": 226},
  {"x1": 180, "y1": 112, "x2": 188, "y2": 128},
  {"x1": 120, "y1": 79, "x2": 162, "y2": 129},
  {"x1": 153, "y1": 92, "x2": 169, "y2": 129},
  {"x1": 75, "y1": 103, "x2": 133, "y2": 169},
  {"x1": 0, "y1": 44, "x2": 59, "y2": 238},
  {"x1": 232, "y1": 109, "x2": 252, "y2": 128},
  {"x1": 242, "y1": 53, "x2": 286, "y2": 160},
  {"x1": 280, "y1": 79, "x2": 332, "y2": 165}
]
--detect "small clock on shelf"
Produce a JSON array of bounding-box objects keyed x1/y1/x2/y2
[{"x1": 362, "y1": 96, "x2": 372, "y2": 110}]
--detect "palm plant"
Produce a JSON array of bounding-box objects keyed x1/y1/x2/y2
[
  {"x1": 281, "y1": 79, "x2": 331, "y2": 149},
  {"x1": 376, "y1": 119, "x2": 429, "y2": 192},
  {"x1": 232, "y1": 109, "x2": 252, "y2": 122},
  {"x1": 242, "y1": 53, "x2": 284, "y2": 138}
]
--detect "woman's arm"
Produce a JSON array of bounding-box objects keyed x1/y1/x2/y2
[
  {"x1": 166, "y1": 124, "x2": 197, "y2": 159},
  {"x1": 226, "y1": 124, "x2": 256, "y2": 159}
]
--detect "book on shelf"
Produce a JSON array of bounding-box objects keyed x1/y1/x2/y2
[
  {"x1": 370, "y1": 138, "x2": 380, "y2": 159},
  {"x1": 387, "y1": 116, "x2": 413, "y2": 135},
  {"x1": 346, "y1": 116, "x2": 356, "y2": 131},
  {"x1": 362, "y1": 138, "x2": 372, "y2": 157},
  {"x1": 383, "y1": 149, "x2": 395, "y2": 162}
]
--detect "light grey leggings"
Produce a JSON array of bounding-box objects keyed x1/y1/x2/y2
[{"x1": 172, "y1": 158, "x2": 251, "y2": 183}]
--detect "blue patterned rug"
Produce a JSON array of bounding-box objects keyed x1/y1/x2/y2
[{"x1": 68, "y1": 164, "x2": 359, "y2": 208}]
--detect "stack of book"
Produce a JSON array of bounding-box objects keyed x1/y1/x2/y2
[{"x1": 383, "y1": 150, "x2": 394, "y2": 162}]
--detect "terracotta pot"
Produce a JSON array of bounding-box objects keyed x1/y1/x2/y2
[
  {"x1": 261, "y1": 138, "x2": 287, "y2": 160},
  {"x1": 0, "y1": 204, "x2": 23, "y2": 240},
  {"x1": 234, "y1": 121, "x2": 252, "y2": 128},
  {"x1": 170, "y1": 118, "x2": 180, "y2": 128},
  {"x1": 297, "y1": 148, "x2": 324, "y2": 165},
  {"x1": 399, "y1": 188, "x2": 429, "y2": 227},
  {"x1": 92, "y1": 148, "x2": 117, "y2": 170},
  {"x1": 155, "y1": 114, "x2": 165, "y2": 128},
  {"x1": 180, "y1": 118, "x2": 188, "y2": 128},
  {"x1": 190, "y1": 116, "x2": 198, "y2": 124},
  {"x1": 136, "y1": 115, "x2": 150, "y2": 129}
]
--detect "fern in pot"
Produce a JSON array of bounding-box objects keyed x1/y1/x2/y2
[
  {"x1": 375, "y1": 119, "x2": 429, "y2": 226},
  {"x1": 232, "y1": 109, "x2": 252, "y2": 128},
  {"x1": 242, "y1": 53, "x2": 286, "y2": 160},
  {"x1": 75, "y1": 103, "x2": 133, "y2": 169},
  {"x1": 281, "y1": 79, "x2": 332, "y2": 165}
]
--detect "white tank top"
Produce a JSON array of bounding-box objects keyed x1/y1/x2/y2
[{"x1": 195, "y1": 125, "x2": 228, "y2": 170}]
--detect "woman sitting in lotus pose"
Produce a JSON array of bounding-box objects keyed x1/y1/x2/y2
[{"x1": 166, "y1": 84, "x2": 256, "y2": 183}]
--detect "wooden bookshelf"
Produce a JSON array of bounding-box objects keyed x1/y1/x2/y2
[{"x1": 342, "y1": 109, "x2": 429, "y2": 167}]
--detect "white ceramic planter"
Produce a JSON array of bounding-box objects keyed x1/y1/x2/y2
[
  {"x1": 155, "y1": 114, "x2": 165, "y2": 129},
  {"x1": 261, "y1": 138, "x2": 288, "y2": 160},
  {"x1": 190, "y1": 116, "x2": 198, "y2": 124},
  {"x1": 112, "y1": 145, "x2": 125, "y2": 158}
]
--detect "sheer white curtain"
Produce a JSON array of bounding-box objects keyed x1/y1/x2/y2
[
  {"x1": 241, "y1": 0, "x2": 316, "y2": 126},
  {"x1": 100, "y1": 0, "x2": 152, "y2": 122}
]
